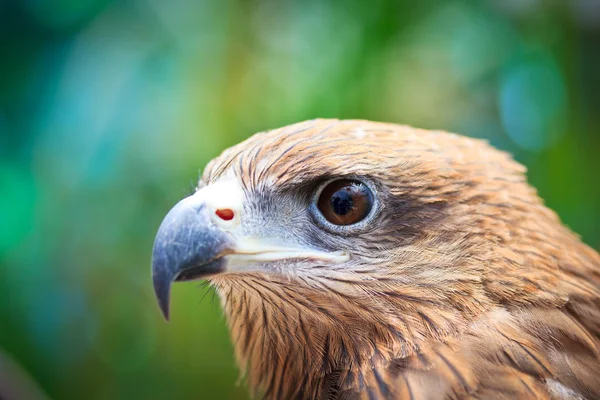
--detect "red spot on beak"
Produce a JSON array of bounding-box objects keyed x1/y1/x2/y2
[{"x1": 215, "y1": 208, "x2": 235, "y2": 221}]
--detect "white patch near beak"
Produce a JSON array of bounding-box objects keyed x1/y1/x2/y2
[
  {"x1": 227, "y1": 236, "x2": 349, "y2": 270},
  {"x1": 187, "y1": 177, "x2": 349, "y2": 273},
  {"x1": 183, "y1": 178, "x2": 245, "y2": 231}
]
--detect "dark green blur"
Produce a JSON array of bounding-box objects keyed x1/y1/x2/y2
[{"x1": 1, "y1": 0, "x2": 599, "y2": 399}]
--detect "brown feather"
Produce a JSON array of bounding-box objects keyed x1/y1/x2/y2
[{"x1": 197, "y1": 119, "x2": 600, "y2": 399}]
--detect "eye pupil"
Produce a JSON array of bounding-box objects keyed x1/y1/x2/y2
[
  {"x1": 331, "y1": 189, "x2": 354, "y2": 216},
  {"x1": 316, "y1": 179, "x2": 374, "y2": 226}
]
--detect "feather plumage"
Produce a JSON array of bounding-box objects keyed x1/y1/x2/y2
[{"x1": 181, "y1": 119, "x2": 600, "y2": 399}]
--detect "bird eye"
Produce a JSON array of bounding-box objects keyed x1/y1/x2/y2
[{"x1": 316, "y1": 179, "x2": 374, "y2": 226}]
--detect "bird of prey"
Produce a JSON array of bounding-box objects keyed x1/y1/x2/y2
[{"x1": 152, "y1": 119, "x2": 600, "y2": 400}]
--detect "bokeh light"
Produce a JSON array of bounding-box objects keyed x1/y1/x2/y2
[{"x1": 1, "y1": 0, "x2": 599, "y2": 399}]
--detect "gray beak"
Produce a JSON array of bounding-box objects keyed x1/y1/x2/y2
[{"x1": 152, "y1": 198, "x2": 234, "y2": 320}]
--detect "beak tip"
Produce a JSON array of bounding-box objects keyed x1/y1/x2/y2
[
  {"x1": 153, "y1": 267, "x2": 173, "y2": 322},
  {"x1": 157, "y1": 291, "x2": 171, "y2": 321},
  {"x1": 160, "y1": 306, "x2": 170, "y2": 322}
]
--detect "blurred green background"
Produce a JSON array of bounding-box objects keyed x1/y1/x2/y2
[{"x1": 1, "y1": 0, "x2": 599, "y2": 399}]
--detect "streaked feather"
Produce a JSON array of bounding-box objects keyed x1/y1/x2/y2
[{"x1": 199, "y1": 119, "x2": 600, "y2": 399}]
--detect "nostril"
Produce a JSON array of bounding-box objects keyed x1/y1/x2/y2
[{"x1": 215, "y1": 208, "x2": 235, "y2": 221}]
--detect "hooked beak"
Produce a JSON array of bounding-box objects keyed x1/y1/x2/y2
[
  {"x1": 151, "y1": 198, "x2": 234, "y2": 321},
  {"x1": 152, "y1": 181, "x2": 349, "y2": 321}
]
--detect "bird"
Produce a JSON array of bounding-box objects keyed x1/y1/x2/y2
[{"x1": 151, "y1": 119, "x2": 600, "y2": 400}]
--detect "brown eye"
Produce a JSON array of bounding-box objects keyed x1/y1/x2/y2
[{"x1": 317, "y1": 179, "x2": 374, "y2": 226}]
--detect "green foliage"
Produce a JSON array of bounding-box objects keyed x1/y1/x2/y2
[{"x1": 0, "y1": 0, "x2": 598, "y2": 398}]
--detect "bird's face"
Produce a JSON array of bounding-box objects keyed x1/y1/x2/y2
[
  {"x1": 152, "y1": 119, "x2": 592, "y2": 397},
  {"x1": 151, "y1": 119, "x2": 600, "y2": 399},
  {"x1": 153, "y1": 119, "x2": 535, "y2": 324}
]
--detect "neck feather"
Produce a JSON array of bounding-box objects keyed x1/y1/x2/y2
[{"x1": 211, "y1": 274, "x2": 468, "y2": 399}]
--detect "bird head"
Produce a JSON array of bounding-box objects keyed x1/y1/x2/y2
[{"x1": 151, "y1": 119, "x2": 592, "y2": 397}]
